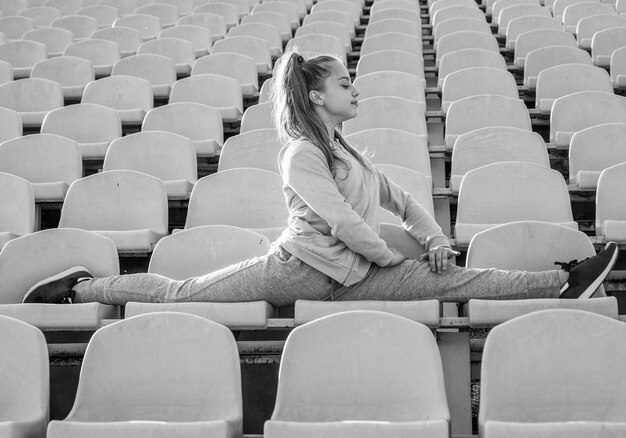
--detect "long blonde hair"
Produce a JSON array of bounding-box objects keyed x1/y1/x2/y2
[{"x1": 270, "y1": 50, "x2": 370, "y2": 175}]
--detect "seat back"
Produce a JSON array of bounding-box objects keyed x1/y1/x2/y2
[
  {"x1": 346, "y1": 128, "x2": 432, "y2": 178},
  {"x1": 436, "y1": 30, "x2": 499, "y2": 67},
  {"x1": 229, "y1": 22, "x2": 283, "y2": 57},
  {"x1": 193, "y1": 3, "x2": 238, "y2": 29},
  {"x1": 450, "y1": 127, "x2": 549, "y2": 194},
  {"x1": 355, "y1": 49, "x2": 425, "y2": 78},
  {"x1": 592, "y1": 26, "x2": 626, "y2": 67},
  {"x1": 98, "y1": 0, "x2": 137, "y2": 15},
  {"x1": 211, "y1": 35, "x2": 272, "y2": 73},
  {"x1": 22, "y1": 27, "x2": 72, "y2": 56},
  {"x1": 111, "y1": 53, "x2": 177, "y2": 89},
  {"x1": 0, "y1": 16, "x2": 36, "y2": 40},
  {"x1": 264, "y1": 0, "x2": 307, "y2": 18},
  {"x1": 103, "y1": 131, "x2": 197, "y2": 182},
  {"x1": 137, "y1": 36, "x2": 196, "y2": 68},
  {"x1": 159, "y1": 0, "x2": 194, "y2": 15},
  {"x1": 431, "y1": 6, "x2": 486, "y2": 29},
  {"x1": 552, "y1": 0, "x2": 593, "y2": 21},
  {"x1": 433, "y1": 17, "x2": 491, "y2": 49},
  {"x1": 302, "y1": 10, "x2": 355, "y2": 37},
  {"x1": 569, "y1": 123, "x2": 626, "y2": 189},
  {"x1": 467, "y1": 220, "x2": 598, "y2": 272},
  {"x1": 135, "y1": 3, "x2": 180, "y2": 27},
  {"x1": 576, "y1": 14, "x2": 626, "y2": 49},
  {"x1": 0, "y1": 133, "x2": 82, "y2": 185},
  {"x1": 371, "y1": 0, "x2": 419, "y2": 13},
  {"x1": 562, "y1": 2, "x2": 615, "y2": 33},
  {"x1": 44, "y1": 0, "x2": 83, "y2": 15},
  {"x1": 240, "y1": 101, "x2": 274, "y2": 133},
  {"x1": 51, "y1": 15, "x2": 99, "y2": 39},
  {"x1": 296, "y1": 21, "x2": 351, "y2": 53},
  {"x1": 76, "y1": 5, "x2": 120, "y2": 27},
  {"x1": 31, "y1": 55, "x2": 95, "y2": 90},
  {"x1": 59, "y1": 170, "x2": 168, "y2": 234},
  {"x1": 611, "y1": 46, "x2": 626, "y2": 87},
  {"x1": 90, "y1": 26, "x2": 143, "y2": 57},
  {"x1": 142, "y1": 102, "x2": 224, "y2": 156},
  {"x1": 491, "y1": 0, "x2": 540, "y2": 19},
  {"x1": 311, "y1": 0, "x2": 361, "y2": 25},
  {"x1": 191, "y1": 52, "x2": 258, "y2": 92},
  {"x1": 514, "y1": 28, "x2": 577, "y2": 67},
  {"x1": 498, "y1": 3, "x2": 550, "y2": 33},
  {"x1": 241, "y1": 11, "x2": 290, "y2": 40},
  {"x1": 353, "y1": 70, "x2": 425, "y2": 111},
  {"x1": 596, "y1": 162, "x2": 626, "y2": 239},
  {"x1": 0, "y1": 40, "x2": 46, "y2": 69},
  {"x1": 169, "y1": 74, "x2": 243, "y2": 116},
  {"x1": 160, "y1": 24, "x2": 214, "y2": 57},
  {"x1": 64, "y1": 312, "x2": 242, "y2": 428},
  {"x1": 252, "y1": 1, "x2": 299, "y2": 28},
  {"x1": 438, "y1": 48, "x2": 507, "y2": 87},
  {"x1": 455, "y1": 162, "x2": 575, "y2": 244},
  {"x1": 445, "y1": 94, "x2": 531, "y2": 149},
  {"x1": 369, "y1": 6, "x2": 420, "y2": 24},
  {"x1": 63, "y1": 38, "x2": 121, "y2": 69},
  {"x1": 0, "y1": 314, "x2": 48, "y2": 436},
  {"x1": 360, "y1": 31, "x2": 423, "y2": 59},
  {"x1": 506, "y1": 15, "x2": 562, "y2": 49},
  {"x1": 441, "y1": 66, "x2": 518, "y2": 113},
  {"x1": 113, "y1": 13, "x2": 162, "y2": 40},
  {"x1": 0, "y1": 171, "x2": 34, "y2": 241},
  {"x1": 41, "y1": 103, "x2": 122, "y2": 144},
  {"x1": 0, "y1": 228, "x2": 119, "y2": 304},
  {"x1": 286, "y1": 34, "x2": 347, "y2": 65},
  {"x1": 0, "y1": 0, "x2": 29, "y2": 17},
  {"x1": 149, "y1": 225, "x2": 271, "y2": 279},
  {"x1": 178, "y1": 12, "x2": 228, "y2": 40},
  {"x1": 270, "y1": 311, "x2": 449, "y2": 422},
  {"x1": 0, "y1": 59, "x2": 12, "y2": 85},
  {"x1": 535, "y1": 63, "x2": 613, "y2": 112},
  {"x1": 218, "y1": 129, "x2": 282, "y2": 173},
  {"x1": 0, "y1": 106, "x2": 22, "y2": 142},
  {"x1": 431, "y1": 0, "x2": 479, "y2": 17},
  {"x1": 82, "y1": 75, "x2": 153, "y2": 113},
  {"x1": 524, "y1": 45, "x2": 591, "y2": 88},
  {"x1": 550, "y1": 91, "x2": 626, "y2": 146},
  {"x1": 479, "y1": 309, "x2": 626, "y2": 435},
  {"x1": 185, "y1": 168, "x2": 287, "y2": 230},
  {"x1": 341, "y1": 96, "x2": 427, "y2": 139}
]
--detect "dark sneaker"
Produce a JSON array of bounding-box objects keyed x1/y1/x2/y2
[
  {"x1": 559, "y1": 242, "x2": 619, "y2": 299},
  {"x1": 22, "y1": 266, "x2": 92, "y2": 304}
]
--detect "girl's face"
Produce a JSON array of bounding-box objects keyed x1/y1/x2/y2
[{"x1": 311, "y1": 60, "x2": 359, "y2": 127}]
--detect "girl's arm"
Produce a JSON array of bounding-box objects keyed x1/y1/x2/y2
[
  {"x1": 282, "y1": 142, "x2": 395, "y2": 266},
  {"x1": 375, "y1": 167, "x2": 452, "y2": 252}
]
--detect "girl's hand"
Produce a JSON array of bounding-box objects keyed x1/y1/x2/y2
[
  {"x1": 418, "y1": 247, "x2": 461, "y2": 273},
  {"x1": 386, "y1": 247, "x2": 407, "y2": 267}
]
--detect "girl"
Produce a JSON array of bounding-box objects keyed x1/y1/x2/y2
[{"x1": 24, "y1": 51, "x2": 618, "y2": 305}]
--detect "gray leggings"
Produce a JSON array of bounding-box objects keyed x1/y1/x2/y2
[{"x1": 74, "y1": 245, "x2": 562, "y2": 307}]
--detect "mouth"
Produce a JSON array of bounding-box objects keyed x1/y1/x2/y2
[{"x1": 351, "y1": 101, "x2": 358, "y2": 106}]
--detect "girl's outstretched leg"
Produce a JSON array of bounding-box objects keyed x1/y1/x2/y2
[{"x1": 24, "y1": 246, "x2": 334, "y2": 307}]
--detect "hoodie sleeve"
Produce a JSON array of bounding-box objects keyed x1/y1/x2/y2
[{"x1": 375, "y1": 166, "x2": 452, "y2": 251}]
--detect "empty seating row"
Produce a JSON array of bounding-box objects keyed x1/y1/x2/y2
[
  {"x1": 0, "y1": 217, "x2": 620, "y2": 329},
  {"x1": 3, "y1": 307, "x2": 626, "y2": 438},
  {"x1": 0, "y1": 73, "x2": 243, "y2": 131}
]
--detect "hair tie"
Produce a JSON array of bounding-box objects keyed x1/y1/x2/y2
[{"x1": 295, "y1": 54, "x2": 305, "y2": 65}]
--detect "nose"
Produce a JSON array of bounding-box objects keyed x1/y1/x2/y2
[{"x1": 352, "y1": 85, "x2": 359, "y2": 97}]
